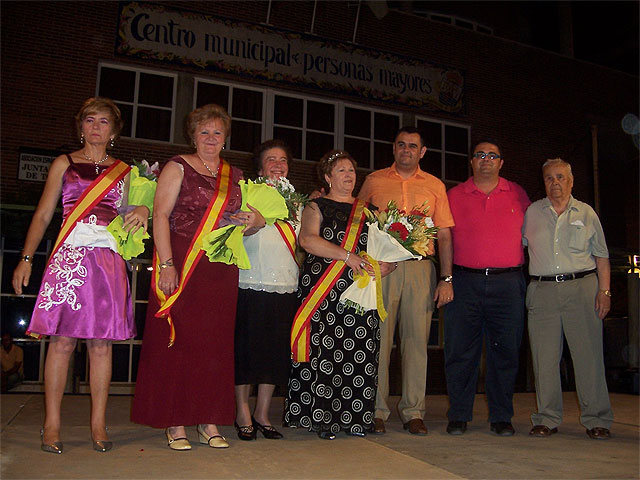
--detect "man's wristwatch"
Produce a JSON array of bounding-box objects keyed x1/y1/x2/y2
[
  {"x1": 599, "y1": 289, "x2": 612, "y2": 297},
  {"x1": 440, "y1": 275, "x2": 453, "y2": 283}
]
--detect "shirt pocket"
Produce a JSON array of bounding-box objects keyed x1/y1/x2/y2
[{"x1": 568, "y1": 224, "x2": 587, "y2": 252}]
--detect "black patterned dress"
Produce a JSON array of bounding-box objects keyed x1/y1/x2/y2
[{"x1": 284, "y1": 198, "x2": 380, "y2": 435}]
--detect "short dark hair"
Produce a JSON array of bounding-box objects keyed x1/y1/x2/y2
[
  {"x1": 395, "y1": 126, "x2": 425, "y2": 147},
  {"x1": 317, "y1": 149, "x2": 357, "y2": 190},
  {"x1": 251, "y1": 139, "x2": 293, "y2": 177},
  {"x1": 472, "y1": 139, "x2": 502, "y2": 157}
]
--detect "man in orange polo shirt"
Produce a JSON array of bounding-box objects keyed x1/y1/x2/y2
[{"x1": 358, "y1": 126, "x2": 455, "y2": 435}]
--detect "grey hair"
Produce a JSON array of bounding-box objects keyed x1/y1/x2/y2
[{"x1": 542, "y1": 158, "x2": 573, "y2": 179}]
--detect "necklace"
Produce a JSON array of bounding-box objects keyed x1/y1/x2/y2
[
  {"x1": 197, "y1": 154, "x2": 218, "y2": 178},
  {"x1": 83, "y1": 152, "x2": 109, "y2": 174}
]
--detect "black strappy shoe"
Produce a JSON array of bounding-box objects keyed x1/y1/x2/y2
[{"x1": 252, "y1": 417, "x2": 283, "y2": 439}]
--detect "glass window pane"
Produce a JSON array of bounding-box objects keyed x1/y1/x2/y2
[
  {"x1": 232, "y1": 89, "x2": 262, "y2": 121},
  {"x1": 139, "y1": 73, "x2": 174, "y2": 108},
  {"x1": 135, "y1": 264, "x2": 151, "y2": 296},
  {"x1": 445, "y1": 125, "x2": 468, "y2": 154},
  {"x1": 135, "y1": 107, "x2": 171, "y2": 141},
  {"x1": 374, "y1": 113, "x2": 399, "y2": 142},
  {"x1": 196, "y1": 82, "x2": 229, "y2": 110},
  {"x1": 420, "y1": 150, "x2": 442, "y2": 179},
  {"x1": 418, "y1": 120, "x2": 441, "y2": 150},
  {"x1": 374, "y1": 141, "x2": 393, "y2": 170},
  {"x1": 445, "y1": 153, "x2": 469, "y2": 181},
  {"x1": 344, "y1": 137, "x2": 370, "y2": 166},
  {"x1": 116, "y1": 103, "x2": 133, "y2": 138},
  {"x1": 230, "y1": 121, "x2": 261, "y2": 153},
  {"x1": 0, "y1": 296, "x2": 36, "y2": 337},
  {"x1": 21, "y1": 341, "x2": 41, "y2": 381},
  {"x1": 344, "y1": 108, "x2": 371, "y2": 138},
  {"x1": 134, "y1": 303, "x2": 147, "y2": 340},
  {"x1": 306, "y1": 132, "x2": 334, "y2": 162},
  {"x1": 274, "y1": 96, "x2": 303, "y2": 127},
  {"x1": 112, "y1": 343, "x2": 130, "y2": 382},
  {"x1": 307, "y1": 101, "x2": 334, "y2": 132},
  {"x1": 99, "y1": 67, "x2": 135, "y2": 102},
  {"x1": 132, "y1": 345, "x2": 142, "y2": 381},
  {"x1": 274, "y1": 127, "x2": 302, "y2": 159}
]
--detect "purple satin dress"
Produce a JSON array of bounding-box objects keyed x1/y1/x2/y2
[{"x1": 27, "y1": 155, "x2": 136, "y2": 341}]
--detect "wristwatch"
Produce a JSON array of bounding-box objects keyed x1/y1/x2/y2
[{"x1": 440, "y1": 275, "x2": 453, "y2": 283}]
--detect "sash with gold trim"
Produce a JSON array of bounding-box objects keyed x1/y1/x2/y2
[
  {"x1": 290, "y1": 199, "x2": 367, "y2": 362},
  {"x1": 274, "y1": 220, "x2": 299, "y2": 266},
  {"x1": 51, "y1": 159, "x2": 131, "y2": 257},
  {"x1": 153, "y1": 160, "x2": 233, "y2": 347},
  {"x1": 27, "y1": 159, "x2": 131, "y2": 339}
]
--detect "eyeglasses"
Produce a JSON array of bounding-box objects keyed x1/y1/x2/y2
[{"x1": 473, "y1": 151, "x2": 501, "y2": 160}]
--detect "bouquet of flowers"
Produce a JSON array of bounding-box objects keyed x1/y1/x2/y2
[
  {"x1": 339, "y1": 201, "x2": 439, "y2": 319},
  {"x1": 253, "y1": 176, "x2": 308, "y2": 224},
  {"x1": 107, "y1": 159, "x2": 159, "y2": 260},
  {"x1": 201, "y1": 179, "x2": 291, "y2": 269}
]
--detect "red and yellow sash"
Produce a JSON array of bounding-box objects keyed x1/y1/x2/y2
[
  {"x1": 28, "y1": 159, "x2": 130, "y2": 339},
  {"x1": 153, "y1": 160, "x2": 233, "y2": 347},
  {"x1": 274, "y1": 220, "x2": 299, "y2": 266},
  {"x1": 51, "y1": 159, "x2": 131, "y2": 257},
  {"x1": 290, "y1": 199, "x2": 367, "y2": 362}
]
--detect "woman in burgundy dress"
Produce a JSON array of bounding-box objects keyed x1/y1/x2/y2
[
  {"x1": 131, "y1": 104, "x2": 264, "y2": 450},
  {"x1": 12, "y1": 97, "x2": 146, "y2": 454}
]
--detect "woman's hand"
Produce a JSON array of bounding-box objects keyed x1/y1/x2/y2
[
  {"x1": 377, "y1": 261, "x2": 398, "y2": 278},
  {"x1": 123, "y1": 206, "x2": 150, "y2": 234},
  {"x1": 158, "y1": 266, "x2": 179, "y2": 296},
  {"x1": 12, "y1": 260, "x2": 33, "y2": 295},
  {"x1": 345, "y1": 251, "x2": 371, "y2": 277},
  {"x1": 232, "y1": 203, "x2": 266, "y2": 236}
]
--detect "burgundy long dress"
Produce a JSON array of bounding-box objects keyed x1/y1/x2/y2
[{"x1": 131, "y1": 156, "x2": 242, "y2": 428}]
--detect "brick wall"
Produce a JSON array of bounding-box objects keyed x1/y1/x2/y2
[{"x1": 2, "y1": 1, "x2": 637, "y2": 248}]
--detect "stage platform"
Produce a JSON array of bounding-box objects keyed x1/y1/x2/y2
[{"x1": 1, "y1": 392, "x2": 638, "y2": 479}]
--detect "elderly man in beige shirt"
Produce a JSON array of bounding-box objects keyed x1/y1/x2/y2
[{"x1": 523, "y1": 158, "x2": 613, "y2": 440}]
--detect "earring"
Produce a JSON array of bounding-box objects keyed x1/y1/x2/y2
[
  {"x1": 222, "y1": 143, "x2": 226, "y2": 150},
  {"x1": 109, "y1": 137, "x2": 115, "y2": 148},
  {"x1": 329, "y1": 182, "x2": 332, "y2": 189},
  {"x1": 80, "y1": 133, "x2": 85, "y2": 144}
]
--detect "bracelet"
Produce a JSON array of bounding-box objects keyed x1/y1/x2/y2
[
  {"x1": 21, "y1": 255, "x2": 32, "y2": 263},
  {"x1": 159, "y1": 258, "x2": 174, "y2": 269},
  {"x1": 599, "y1": 289, "x2": 612, "y2": 297},
  {"x1": 344, "y1": 251, "x2": 351, "y2": 262}
]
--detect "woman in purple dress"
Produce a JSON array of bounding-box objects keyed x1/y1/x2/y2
[{"x1": 12, "y1": 97, "x2": 148, "y2": 454}]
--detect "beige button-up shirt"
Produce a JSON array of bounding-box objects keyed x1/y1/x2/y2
[{"x1": 523, "y1": 196, "x2": 608, "y2": 276}]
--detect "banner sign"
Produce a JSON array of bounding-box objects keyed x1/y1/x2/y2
[
  {"x1": 116, "y1": 2, "x2": 465, "y2": 113},
  {"x1": 18, "y1": 148, "x2": 59, "y2": 182}
]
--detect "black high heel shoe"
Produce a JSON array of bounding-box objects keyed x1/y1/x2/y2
[
  {"x1": 234, "y1": 421, "x2": 257, "y2": 441},
  {"x1": 317, "y1": 431, "x2": 336, "y2": 440},
  {"x1": 252, "y1": 417, "x2": 283, "y2": 439}
]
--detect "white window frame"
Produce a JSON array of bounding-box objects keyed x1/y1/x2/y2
[
  {"x1": 97, "y1": 62, "x2": 177, "y2": 144},
  {"x1": 415, "y1": 115, "x2": 471, "y2": 183}
]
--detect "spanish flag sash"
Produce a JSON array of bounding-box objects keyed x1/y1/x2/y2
[
  {"x1": 27, "y1": 159, "x2": 130, "y2": 340},
  {"x1": 153, "y1": 160, "x2": 233, "y2": 347},
  {"x1": 51, "y1": 159, "x2": 131, "y2": 258},
  {"x1": 274, "y1": 220, "x2": 299, "y2": 266},
  {"x1": 290, "y1": 199, "x2": 367, "y2": 362}
]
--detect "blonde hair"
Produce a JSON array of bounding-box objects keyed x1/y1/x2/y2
[
  {"x1": 75, "y1": 97, "x2": 123, "y2": 140},
  {"x1": 186, "y1": 104, "x2": 231, "y2": 143}
]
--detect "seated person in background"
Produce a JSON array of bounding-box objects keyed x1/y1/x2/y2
[{"x1": 1, "y1": 333, "x2": 24, "y2": 392}]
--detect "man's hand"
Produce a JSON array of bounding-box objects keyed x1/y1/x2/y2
[
  {"x1": 434, "y1": 280, "x2": 454, "y2": 308},
  {"x1": 595, "y1": 290, "x2": 611, "y2": 320}
]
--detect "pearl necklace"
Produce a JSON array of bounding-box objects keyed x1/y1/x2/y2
[
  {"x1": 83, "y1": 152, "x2": 109, "y2": 174},
  {"x1": 197, "y1": 154, "x2": 218, "y2": 178}
]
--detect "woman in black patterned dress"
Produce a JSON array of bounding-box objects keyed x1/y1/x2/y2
[{"x1": 284, "y1": 150, "x2": 397, "y2": 439}]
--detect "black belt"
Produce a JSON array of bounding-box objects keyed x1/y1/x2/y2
[
  {"x1": 531, "y1": 269, "x2": 597, "y2": 282},
  {"x1": 454, "y1": 265, "x2": 522, "y2": 275}
]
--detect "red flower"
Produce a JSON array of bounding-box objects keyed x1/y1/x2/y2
[
  {"x1": 409, "y1": 209, "x2": 426, "y2": 217},
  {"x1": 389, "y1": 222, "x2": 410, "y2": 241}
]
